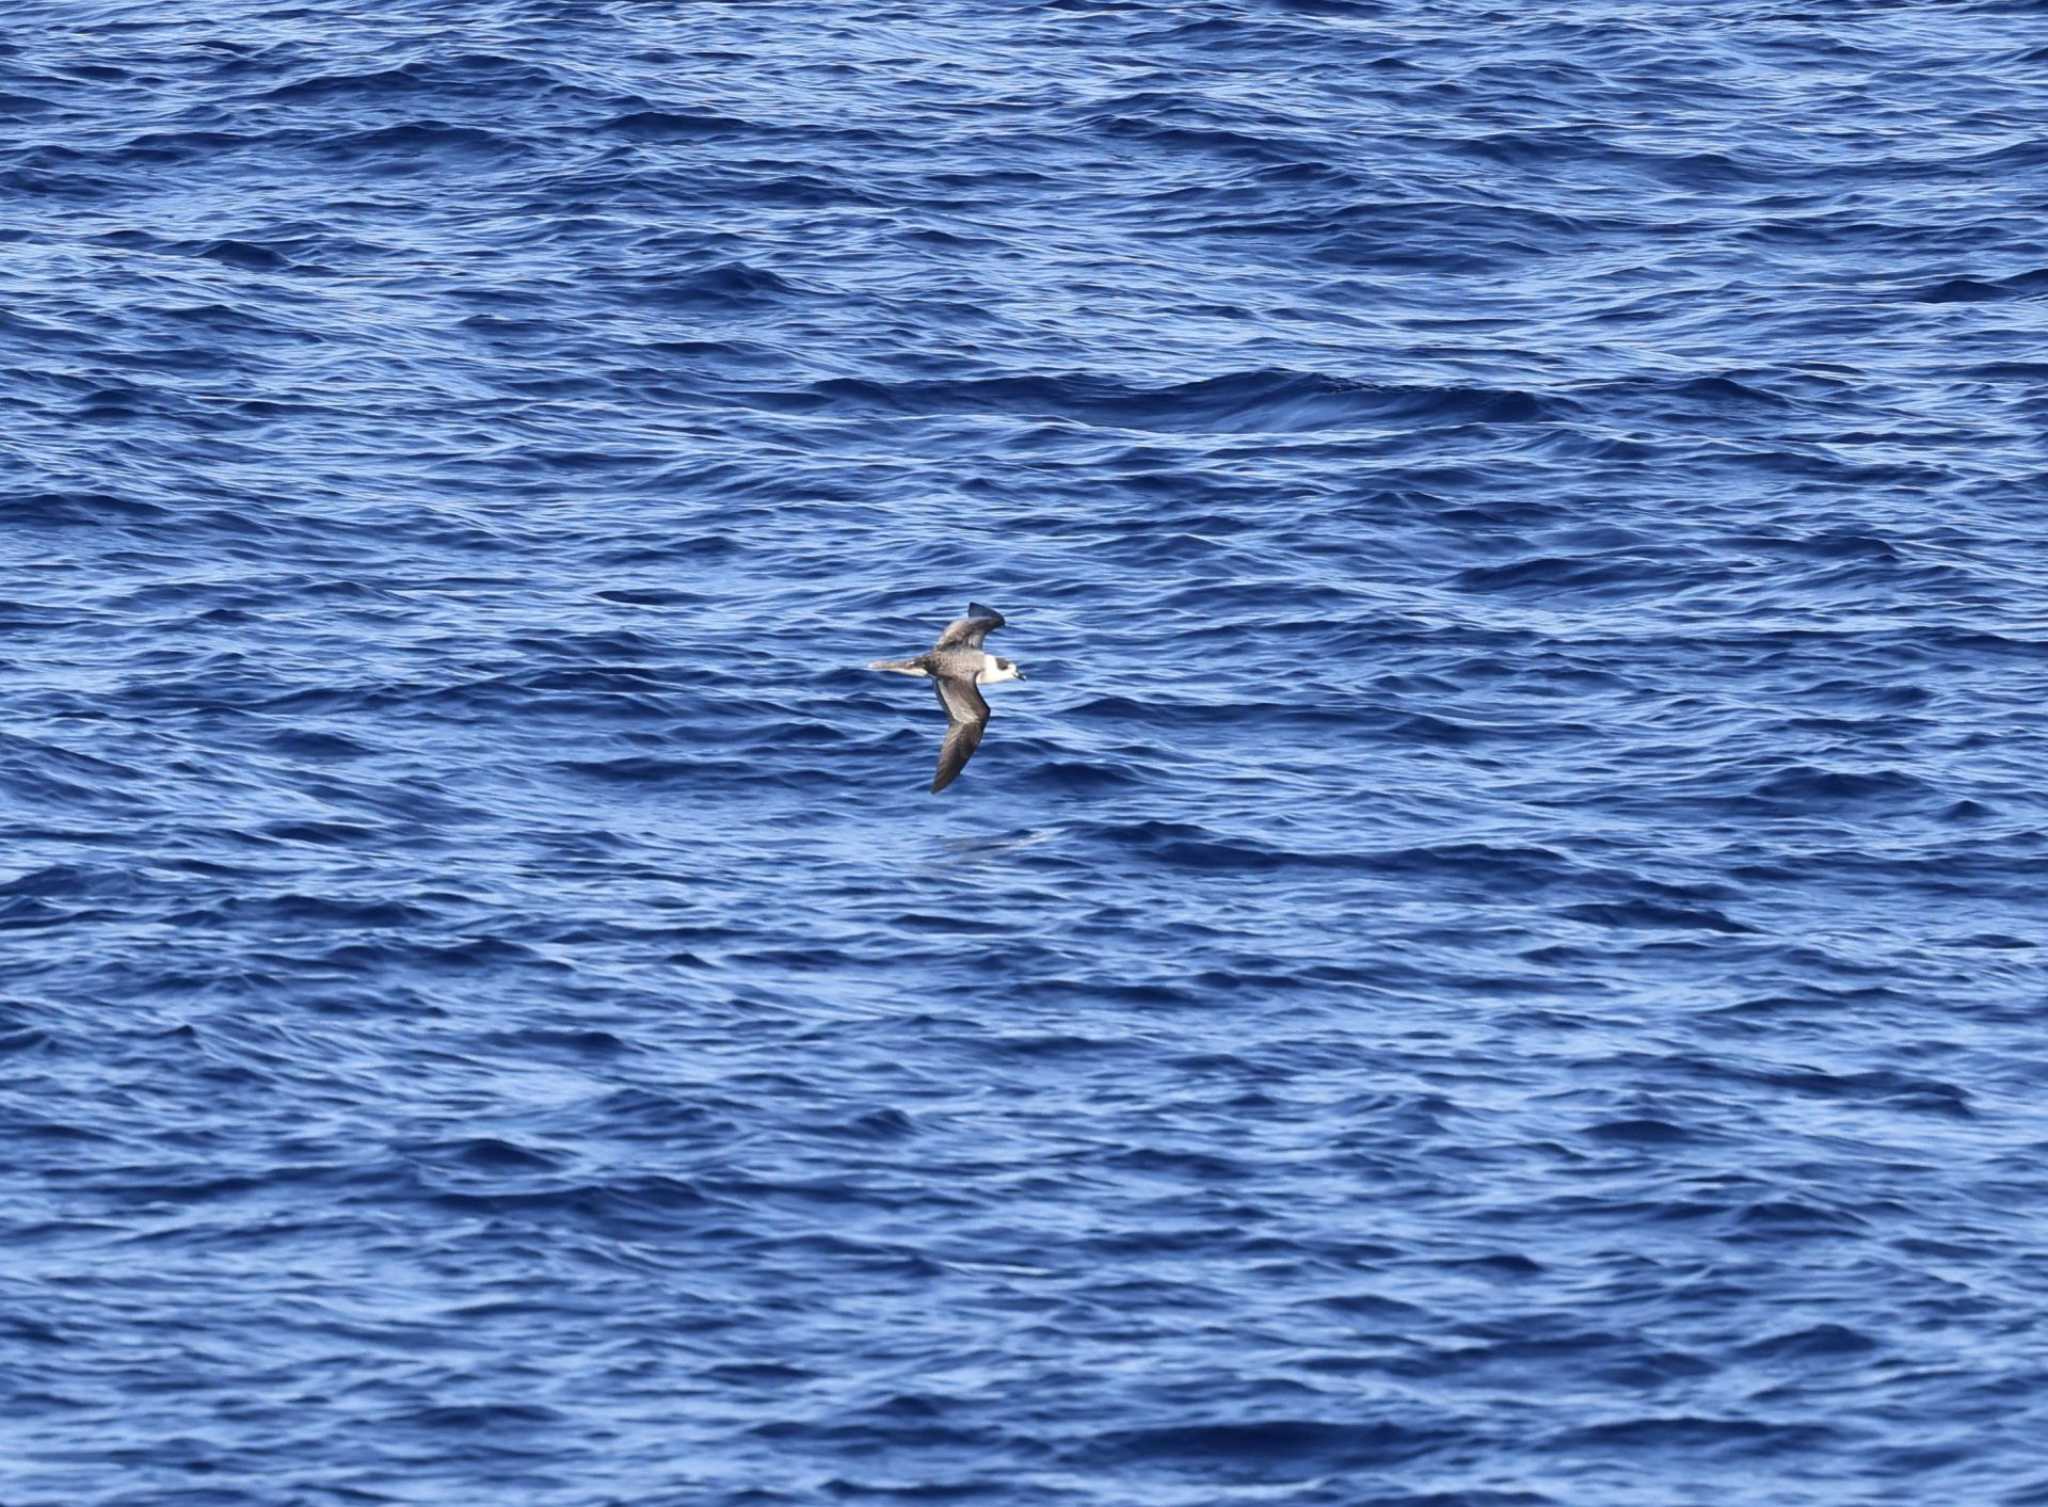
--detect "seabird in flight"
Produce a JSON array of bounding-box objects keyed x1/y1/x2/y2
[{"x1": 868, "y1": 602, "x2": 1026, "y2": 793}]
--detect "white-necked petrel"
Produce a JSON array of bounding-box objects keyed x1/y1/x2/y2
[{"x1": 868, "y1": 602, "x2": 1026, "y2": 793}]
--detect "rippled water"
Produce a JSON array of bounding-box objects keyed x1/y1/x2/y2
[{"x1": 6, "y1": 3, "x2": 2048, "y2": 1503}]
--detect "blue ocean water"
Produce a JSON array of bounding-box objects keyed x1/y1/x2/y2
[{"x1": 5, "y1": 1, "x2": 2048, "y2": 1502}]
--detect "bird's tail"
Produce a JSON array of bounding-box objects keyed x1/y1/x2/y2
[{"x1": 867, "y1": 657, "x2": 928, "y2": 676}]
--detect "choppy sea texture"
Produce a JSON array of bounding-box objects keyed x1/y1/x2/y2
[{"x1": 6, "y1": 2, "x2": 2048, "y2": 1503}]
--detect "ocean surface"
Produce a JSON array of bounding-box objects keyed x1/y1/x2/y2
[{"x1": 6, "y1": 3, "x2": 2048, "y2": 1503}]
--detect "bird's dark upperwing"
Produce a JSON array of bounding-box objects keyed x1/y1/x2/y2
[
  {"x1": 934, "y1": 602, "x2": 1005, "y2": 651},
  {"x1": 930, "y1": 674, "x2": 991, "y2": 793}
]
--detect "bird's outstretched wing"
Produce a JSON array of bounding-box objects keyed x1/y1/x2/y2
[
  {"x1": 930, "y1": 673, "x2": 991, "y2": 793},
  {"x1": 934, "y1": 602, "x2": 1005, "y2": 651}
]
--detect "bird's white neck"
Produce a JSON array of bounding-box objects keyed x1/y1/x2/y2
[{"x1": 977, "y1": 652, "x2": 1019, "y2": 685}]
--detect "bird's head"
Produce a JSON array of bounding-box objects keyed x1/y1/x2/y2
[{"x1": 979, "y1": 655, "x2": 1025, "y2": 685}]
